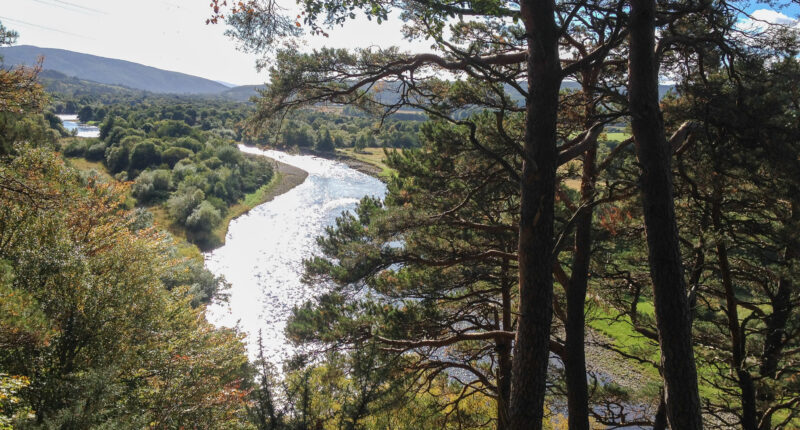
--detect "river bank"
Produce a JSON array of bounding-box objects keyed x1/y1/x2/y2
[
  {"x1": 205, "y1": 146, "x2": 387, "y2": 361},
  {"x1": 295, "y1": 147, "x2": 387, "y2": 179},
  {"x1": 210, "y1": 156, "x2": 308, "y2": 250}
]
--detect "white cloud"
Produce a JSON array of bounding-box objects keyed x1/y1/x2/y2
[
  {"x1": 751, "y1": 9, "x2": 799, "y2": 27},
  {"x1": 741, "y1": 8, "x2": 800, "y2": 32}
]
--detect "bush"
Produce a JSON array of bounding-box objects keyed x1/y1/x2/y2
[
  {"x1": 210, "y1": 128, "x2": 237, "y2": 140},
  {"x1": 216, "y1": 145, "x2": 243, "y2": 165},
  {"x1": 167, "y1": 187, "x2": 205, "y2": 224},
  {"x1": 315, "y1": 128, "x2": 335, "y2": 152},
  {"x1": 63, "y1": 140, "x2": 88, "y2": 157},
  {"x1": 132, "y1": 169, "x2": 172, "y2": 204},
  {"x1": 105, "y1": 145, "x2": 130, "y2": 173},
  {"x1": 85, "y1": 141, "x2": 107, "y2": 161},
  {"x1": 172, "y1": 161, "x2": 197, "y2": 182},
  {"x1": 162, "y1": 147, "x2": 193, "y2": 168},
  {"x1": 175, "y1": 137, "x2": 203, "y2": 153},
  {"x1": 156, "y1": 120, "x2": 193, "y2": 138},
  {"x1": 160, "y1": 258, "x2": 224, "y2": 306},
  {"x1": 203, "y1": 157, "x2": 222, "y2": 170},
  {"x1": 185, "y1": 200, "x2": 222, "y2": 233},
  {"x1": 129, "y1": 140, "x2": 162, "y2": 171}
]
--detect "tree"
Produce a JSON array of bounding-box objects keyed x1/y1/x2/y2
[
  {"x1": 0, "y1": 21, "x2": 48, "y2": 156},
  {"x1": 77, "y1": 105, "x2": 93, "y2": 123},
  {"x1": 627, "y1": 1, "x2": 703, "y2": 425},
  {"x1": 663, "y1": 55, "x2": 800, "y2": 429},
  {"x1": 0, "y1": 21, "x2": 18, "y2": 48},
  {"x1": 0, "y1": 146, "x2": 253, "y2": 428},
  {"x1": 213, "y1": 0, "x2": 800, "y2": 426},
  {"x1": 315, "y1": 127, "x2": 334, "y2": 152},
  {"x1": 295, "y1": 116, "x2": 522, "y2": 427},
  {"x1": 129, "y1": 139, "x2": 162, "y2": 171},
  {"x1": 213, "y1": 0, "x2": 634, "y2": 425}
]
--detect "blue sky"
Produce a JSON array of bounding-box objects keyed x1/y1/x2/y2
[{"x1": 1, "y1": 0, "x2": 797, "y2": 86}]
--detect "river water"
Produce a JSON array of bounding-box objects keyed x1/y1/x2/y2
[
  {"x1": 56, "y1": 114, "x2": 100, "y2": 138},
  {"x1": 205, "y1": 146, "x2": 386, "y2": 362}
]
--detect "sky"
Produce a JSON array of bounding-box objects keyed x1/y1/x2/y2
[
  {"x1": 1, "y1": 0, "x2": 798, "y2": 86},
  {"x1": 0, "y1": 0, "x2": 428, "y2": 86}
]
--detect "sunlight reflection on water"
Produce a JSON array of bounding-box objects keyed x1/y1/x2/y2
[{"x1": 205, "y1": 146, "x2": 386, "y2": 362}]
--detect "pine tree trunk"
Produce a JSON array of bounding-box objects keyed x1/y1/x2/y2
[
  {"x1": 509, "y1": 0, "x2": 561, "y2": 427},
  {"x1": 628, "y1": 0, "x2": 703, "y2": 427},
  {"x1": 497, "y1": 258, "x2": 513, "y2": 430},
  {"x1": 760, "y1": 193, "x2": 797, "y2": 378},
  {"x1": 564, "y1": 75, "x2": 598, "y2": 430},
  {"x1": 712, "y1": 182, "x2": 757, "y2": 430}
]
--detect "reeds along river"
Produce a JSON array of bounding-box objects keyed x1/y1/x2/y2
[{"x1": 205, "y1": 145, "x2": 387, "y2": 362}]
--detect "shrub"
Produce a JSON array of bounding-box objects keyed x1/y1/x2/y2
[
  {"x1": 167, "y1": 187, "x2": 205, "y2": 224},
  {"x1": 162, "y1": 147, "x2": 193, "y2": 168},
  {"x1": 216, "y1": 145, "x2": 243, "y2": 165},
  {"x1": 129, "y1": 140, "x2": 162, "y2": 171},
  {"x1": 174, "y1": 137, "x2": 203, "y2": 153},
  {"x1": 85, "y1": 141, "x2": 107, "y2": 162},
  {"x1": 185, "y1": 201, "x2": 222, "y2": 233},
  {"x1": 203, "y1": 157, "x2": 222, "y2": 170},
  {"x1": 105, "y1": 145, "x2": 130, "y2": 173},
  {"x1": 63, "y1": 140, "x2": 88, "y2": 157},
  {"x1": 132, "y1": 169, "x2": 172, "y2": 204},
  {"x1": 156, "y1": 120, "x2": 193, "y2": 138}
]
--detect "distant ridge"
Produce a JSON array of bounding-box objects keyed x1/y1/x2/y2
[
  {"x1": 220, "y1": 84, "x2": 265, "y2": 102},
  {"x1": 0, "y1": 45, "x2": 230, "y2": 95}
]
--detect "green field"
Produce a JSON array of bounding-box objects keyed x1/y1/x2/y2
[{"x1": 337, "y1": 147, "x2": 398, "y2": 178}]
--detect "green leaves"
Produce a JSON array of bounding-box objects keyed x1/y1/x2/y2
[{"x1": 0, "y1": 146, "x2": 253, "y2": 428}]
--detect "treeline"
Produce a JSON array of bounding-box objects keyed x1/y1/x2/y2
[
  {"x1": 246, "y1": 109, "x2": 423, "y2": 152},
  {"x1": 52, "y1": 94, "x2": 251, "y2": 135}
]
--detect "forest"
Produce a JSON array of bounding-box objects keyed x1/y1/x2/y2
[{"x1": 2, "y1": 0, "x2": 800, "y2": 427}]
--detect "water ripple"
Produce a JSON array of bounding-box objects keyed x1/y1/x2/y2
[{"x1": 205, "y1": 146, "x2": 386, "y2": 362}]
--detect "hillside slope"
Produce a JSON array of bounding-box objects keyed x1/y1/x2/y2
[{"x1": 0, "y1": 45, "x2": 229, "y2": 94}]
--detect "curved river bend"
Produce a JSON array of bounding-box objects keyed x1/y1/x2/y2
[{"x1": 206, "y1": 146, "x2": 386, "y2": 361}]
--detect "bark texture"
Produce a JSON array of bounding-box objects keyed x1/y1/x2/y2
[
  {"x1": 628, "y1": 0, "x2": 703, "y2": 427},
  {"x1": 509, "y1": 0, "x2": 562, "y2": 427},
  {"x1": 564, "y1": 74, "x2": 598, "y2": 430}
]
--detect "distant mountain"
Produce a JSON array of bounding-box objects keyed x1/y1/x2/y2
[
  {"x1": 0, "y1": 45, "x2": 230, "y2": 95},
  {"x1": 214, "y1": 80, "x2": 238, "y2": 88},
  {"x1": 220, "y1": 84, "x2": 265, "y2": 102},
  {"x1": 37, "y1": 69, "x2": 145, "y2": 98}
]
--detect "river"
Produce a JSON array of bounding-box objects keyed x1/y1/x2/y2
[
  {"x1": 56, "y1": 114, "x2": 100, "y2": 138},
  {"x1": 205, "y1": 146, "x2": 386, "y2": 362}
]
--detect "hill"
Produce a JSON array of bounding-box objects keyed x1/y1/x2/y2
[
  {"x1": 221, "y1": 84, "x2": 265, "y2": 102},
  {"x1": 37, "y1": 69, "x2": 145, "y2": 98},
  {"x1": 0, "y1": 45, "x2": 230, "y2": 94}
]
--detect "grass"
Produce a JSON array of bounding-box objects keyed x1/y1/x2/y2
[
  {"x1": 149, "y1": 205, "x2": 204, "y2": 261},
  {"x1": 603, "y1": 132, "x2": 630, "y2": 142},
  {"x1": 336, "y1": 147, "x2": 397, "y2": 178},
  {"x1": 63, "y1": 157, "x2": 115, "y2": 182},
  {"x1": 588, "y1": 304, "x2": 661, "y2": 377},
  {"x1": 211, "y1": 171, "x2": 285, "y2": 247},
  {"x1": 589, "y1": 299, "x2": 727, "y2": 400}
]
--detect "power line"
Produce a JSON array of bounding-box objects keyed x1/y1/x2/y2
[
  {"x1": 0, "y1": 16, "x2": 92, "y2": 39},
  {"x1": 49, "y1": 0, "x2": 107, "y2": 15},
  {"x1": 29, "y1": 0, "x2": 106, "y2": 16}
]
